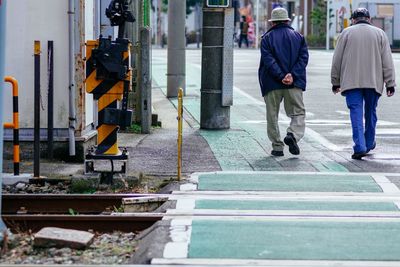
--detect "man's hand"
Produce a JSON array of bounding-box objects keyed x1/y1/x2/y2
[
  {"x1": 387, "y1": 87, "x2": 395, "y2": 97},
  {"x1": 332, "y1": 85, "x2": 341, "y2": 94},
  {"x1": 282, "y1": 73, "x2": 293, "y2": 85}
]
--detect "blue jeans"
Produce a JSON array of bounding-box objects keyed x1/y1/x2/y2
[{"x1": 345, "y1": 89, "x2": 380, "y2": 153}]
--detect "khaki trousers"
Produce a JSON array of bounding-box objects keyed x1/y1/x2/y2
[{"x1": 264, "y1": 88, "x2": 306, "y2": 151}]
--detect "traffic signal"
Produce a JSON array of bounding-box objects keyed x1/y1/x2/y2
[{"x1": 207, "y1": 0, "x2": 229, "y2": 7}]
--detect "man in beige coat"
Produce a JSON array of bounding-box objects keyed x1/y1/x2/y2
[{"x1": 331, "y1": 7, "x2": 396, "y2": 160}]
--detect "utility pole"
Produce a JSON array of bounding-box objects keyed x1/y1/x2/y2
[
  {"x1": 200, "y1": 1, "x2": 233, "y2": 129},
  {"x1": 0, "y1": 0, "x2": 8, "y2": 232},
  {"x1": 304, "y1": 0, "x2": 308, "y2": 36},
  {"x1": 326, "y1": 0, "x2": 330, "y2": 50},
  {"x1": 167, "y1": 0, "x2": 186, "y2": 97},
  {"x1": 255, "y1": 0, "x2": 260, "y2": 49}
]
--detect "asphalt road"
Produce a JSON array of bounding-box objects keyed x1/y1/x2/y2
[{"x1": 188, "y1": 48, "x2": 400, "y2": 165}]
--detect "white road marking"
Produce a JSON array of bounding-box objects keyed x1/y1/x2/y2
[
  {"x1": 163, "y1": 218, "x2": 192, "y2": 259},
  {"x1": 336, "y1": 110, "x2": 349, "y2": 115},
  {"x1": 153, "y1": 258, "x2": 400, "y2": 266},
  {"x1": 168, "y1": 194, "x2": 400, "y2": 202},
  {"x1": 231, "y1": 85, "x2": 342, "y2": 151},
  {"x1": 166, "y1": 209, "x2": 400, "y2": 218},
  {"x1": 372, "y1": 174, "x2": 400, "y2": 194},
  {"x1": 176, "y1": 199, "x2": 196, "y2": 210},
  {"x1": 162, "y1": 214, "x2": 400, "y2": 222},
  {"x1": 238, "y1": 119, "x2": 397, "y2": 126}
]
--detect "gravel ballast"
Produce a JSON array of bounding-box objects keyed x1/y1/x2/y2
[{"x1": 0, "y1": 232, "x2": 137, "y2": 265}]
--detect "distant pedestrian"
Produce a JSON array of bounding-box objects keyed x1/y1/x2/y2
[
  {"x1": 331, "y1": 8, "x2": 396, "y2": 160},
  {"x1": 239, "y1": 16, "x2": 249, "y2": 48},
  {"x1": 258, "y1": 7, "x2": 309, "y2": 157}
]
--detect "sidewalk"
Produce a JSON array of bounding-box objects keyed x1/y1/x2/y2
[{"x1": 1, "y1": 85, "x2": 221, "y2": 181}]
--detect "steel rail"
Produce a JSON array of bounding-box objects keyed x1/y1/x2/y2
[
  {"x1": 3, "y1": 213, "x2": 163, "y2": 233},
  {"x1": 2, "y1": 194, "x2": 160, "y2": 214}
]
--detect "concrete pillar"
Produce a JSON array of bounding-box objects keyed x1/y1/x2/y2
[
  {"x1": 139, "y1": 27, "x2": 152, "y2": 134},
  {"x1": 167, "y1": 0, "x2": 186, "y2": 97},
  {"x1": 200, "y1": 3, "x2": 233, "y2": 129},
  {"x1": 127, "y1": 0, "x2": 139, "y2": 123}
]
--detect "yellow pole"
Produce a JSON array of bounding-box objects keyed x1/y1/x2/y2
[{"x1": 177, "y1": 88, "x2": 183, "y2": 180}]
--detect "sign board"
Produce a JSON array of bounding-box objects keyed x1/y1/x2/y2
[
  {"x1": 207, "y1": 0, "x2": 229, "y2": 8},
  {"x1": 377, "y1": 4, "x2": 394, "y2": 17}
]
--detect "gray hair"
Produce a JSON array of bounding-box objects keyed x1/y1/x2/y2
[{"x1": 352, "y1": 16, "x2": 369, "y2": 22}]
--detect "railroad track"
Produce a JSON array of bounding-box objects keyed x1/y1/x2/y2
[{"x1": 2, "y1": 194, "x2": 167, "y2": 233}]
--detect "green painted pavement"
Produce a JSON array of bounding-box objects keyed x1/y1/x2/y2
[
  {"x1": 189, "y1": 220, "x2": 400, "y2": 260},
  {"x1": 197, "y1": 173, "x2": 382, "y2": 192},
  {"x1": 195, "y1": 199, "x2": 399, "y2": 211},
  {"x1": 152, "y1": 58, "x2": 349, "y2": 172},
  {"x1": 312, "y1": 162, "x2": 349, "y2": 172}
]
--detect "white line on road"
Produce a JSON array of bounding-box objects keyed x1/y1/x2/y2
[
  {"x1": 231, "y1": 85, "x2": 342, "y2": 151},
  {"x1": 336, "y1": 110, "x2": 349, "y2": 115},
  {"x1": 152, "y1": 258, "x2": 400, "y2": 266},
  {"x1": 372, "y1": 174, "x2": 400, "y2": 194}
]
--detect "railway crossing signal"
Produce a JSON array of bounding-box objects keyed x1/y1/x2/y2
[{"x1": 207, "y1": 0, "x2": 229, "y2": 7}]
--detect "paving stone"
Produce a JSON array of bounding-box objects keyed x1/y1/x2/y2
[{"x1": 33, "y1": 227, "x2": 94, "y2": 249}]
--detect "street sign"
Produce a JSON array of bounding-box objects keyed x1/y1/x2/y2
[{"x1": 207, "y1": 0, "x2": 229, "y2": 8}]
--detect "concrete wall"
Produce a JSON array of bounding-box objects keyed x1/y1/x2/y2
[
  {"x1": 4, "y1": 0, "x2": 70, "y2": 129},
  {"x1": 3, "y1": 0, "x2": 98, "y2": 135}
]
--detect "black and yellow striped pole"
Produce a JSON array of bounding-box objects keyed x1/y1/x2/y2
[
  {"x1": 3, "y1": 76, "x2": 20, "y2": 176},
  {"x1": 85, "y1": 40, "x2": 132, "y2": 156}
]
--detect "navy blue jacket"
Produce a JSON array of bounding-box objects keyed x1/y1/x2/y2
[{"x1": 258, "y1": 23, "x2": 309, "y2": 96}]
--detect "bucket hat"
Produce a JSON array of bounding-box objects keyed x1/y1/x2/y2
[{"x1": 268, "y1": 7, "x2": 291, "y2": 22}]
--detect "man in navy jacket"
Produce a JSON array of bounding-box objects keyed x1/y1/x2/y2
[{"x1": 258, "y1": 7, "x2": 309, "y2": 157}]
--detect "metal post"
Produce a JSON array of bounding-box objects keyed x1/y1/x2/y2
[
  {"x1": 140, "y1": 27, "x2": 152, "y2": 134},
  {"x1": 34, "y1": 41, "x2": 41, "y2": 178},
  {"x1": 304, "y1": 0, "x2": 308, "y2": 36},
  {"x1": 0, "y1": 0, "x2": 9, "y2": 234},
  {"x1": 3, "y1": 77, "x2": 20, "y2": 176},
  {"x1": 47, "y1": 41, "x2": 54, "y2": 160},
  {"x1": 326, "y1": 0, "x2": 330, "y2": 50},
  {"x1": 167, "y1": 0, "x2": 186, "y2": 97},
  {"x1": 154, "y1": 0, "x2": 158, "y2": 45},
  {"x1": 196, "y1": 3, "x2": 201, "y2": 49},
  {"x1": 177, "y1": 88, "x2": 183, "y2": 180},
  {"x1": 68, "y1": 0, "x2": 76, "y2": 156},
  {"x1": 200, "y1": 4, "x2": 232, "y2": 129},
  {"x1": 127, "y1": 0, "x2": 139, "y2": 123}
]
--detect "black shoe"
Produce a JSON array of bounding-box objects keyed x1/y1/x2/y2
[
  {"x1": 271, "y1": 150, "x2": 284, "y2": 157},
  {"x1": 284, "y1": 133, "x2": 300, "y2": 155},
  {"x1": 366, "y1": 142, "x2": 376, "y2": 153},
  {"x1": 351, "y1": 152, "x2": 367, "y2": 160}
]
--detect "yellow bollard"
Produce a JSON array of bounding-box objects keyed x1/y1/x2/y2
[{"x1": 177, "y1": 88, "x2": 183, "y2": 180}]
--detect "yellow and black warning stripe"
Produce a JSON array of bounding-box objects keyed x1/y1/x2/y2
[
  {"x1": 3, "y1": 76, "x2": 20, "y2": 175},
  {"x1": 85, "y1": 39, "x2": 131, "y2": 155}
]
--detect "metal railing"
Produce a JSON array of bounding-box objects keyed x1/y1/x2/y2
[{"x1": 3, "y1": 76, "x2": 20, "y2": 176}]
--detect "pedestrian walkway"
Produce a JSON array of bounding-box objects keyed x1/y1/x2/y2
[
  {"x1": 152, "y1": 49, "x2": 400, "y2": 174},
  {"x1": 152, "y1": 171, "x2": 400, "y2": 266},
  {"x1": 148, "y1": 49, "x2": 400, "y2": 266}
]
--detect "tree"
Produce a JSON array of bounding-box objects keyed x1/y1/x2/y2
[{"x1": 310, "y1": 0, "x2": 327, "y2": 37}]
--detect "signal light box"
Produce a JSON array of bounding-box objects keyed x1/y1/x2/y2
[{"x1": 207, "y1": 0, "x2": 229, "y2": 7}]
